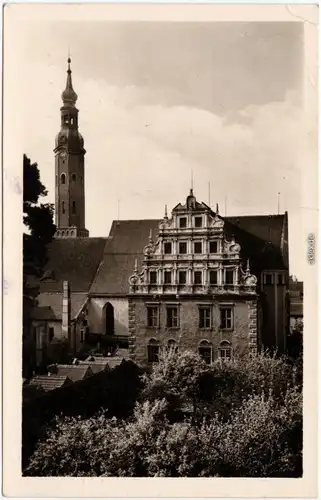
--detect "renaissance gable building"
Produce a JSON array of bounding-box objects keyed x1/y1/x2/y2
[{"x1": 31, "y1": 59, "x2": 290, "y2": 367}]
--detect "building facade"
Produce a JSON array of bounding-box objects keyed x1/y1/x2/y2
[
  {"x1": 30, "y1": 59, "x2": 290, "y2": 369},
  {"x1": 127, "y1": 190, "x2": 258, "y2": 364}
]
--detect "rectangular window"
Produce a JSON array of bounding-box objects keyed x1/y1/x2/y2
[
  {"x1": 164, "y1": 271, "x2": 172, "y2": 284},
  {"x1": 209, "y1": 241, "x2": 218, "y2": 254},
  {"x1": 178, "y1": 271, "x2": 187, "y2": 284},
  {"x1": 179, "y1": 242, "x2": 187, "y2": 254},
  {"x1": 147, "y1": 307, "x2": 159, "y2": 328},
  {"x1": 48, "y1": 327, "x2": 54, "y2": 342},
  {"x1": 220, "y1": 308, "x2": 233, "y2": 330},
  {"x1": 194, "y1": 216, "x2": 202, "y2": 228},
  {"x1": 164, "y1": 242, "x2": 172, "y2": 254},
  {"x1": 80, "y1": 329, "x2": 84, "y2": 343},
  {"x1": 167, "y1": 307, "x2": 179, "y2": 328},
  {"x1": 265, "y1": 274, "x2": 273, "y2": 285},
  {"x1": 150, "y1": 271, "x2": 157, "y2": 285},
  {"x1": 194, "y1": 271, "x2": 202, "y2": 285},
  {"x1": 194, "y1": 242, "x2": 202, "y2": 254},
  {"x1": 179, "y1": 217, "x2": 187, "y2": 228},
  {"x1": 210, "y1": 270, "x2": 218, "y2": 285},
  {"x1": 147, "y1": 343, "x2": 159, "y2": 363},
  {"x1": 278, "y1": 274, "x2": 284, "y2": 285},
  {"x1": 199, "y1": 307, "x2": 211, "y2": 329},
  {"x1": 225, "y1": 270, "x2": 234, "y2": 285}
]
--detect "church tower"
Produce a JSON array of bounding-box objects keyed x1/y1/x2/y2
[{"x1": 54, "y1": 58, "x2": 89, "y2": 238}]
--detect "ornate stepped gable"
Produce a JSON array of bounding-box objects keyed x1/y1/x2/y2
[{"x1": 129, "y1": 189, "x2": 257, "y2": 296}]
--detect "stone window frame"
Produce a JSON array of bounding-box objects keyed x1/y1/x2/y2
[
  {"x1": 219, "y1": 340, "x2": 232, "y2": 360},
  {"x1": 263, "y1": 272, "x2": 274, "y2": 285},
  {"x1": 167, "y1": 339, "x2": 178, "y2": 353},
  {"x1": 193, "y1": 241, "x2": 203, "y2": 254},
  {"x1": 146, "y1": 304, "x2": 160, "y2": 328},
  {"x1": 224, "y1": 267, "x2": 235, "y2": 285},
  {"x1": 209, "y1": 240, "x2": 218, "y2": 254},
  {"x1": 209, "y1": 269, "x2": 218, "y2": 285},
  {"x1": 61, "y1": 173, "x2": 66, "y2": 184},
  {"x1": 72, "y1": 173, "x2": 77, "y2": 182},
  {"x1": 164, "y1": 241, "x2": 172, "y2": 254},
  {"x1": 199, "y1": 339, "x2": 212, "y2": 364},
  {"x1": 149, "y1": 270, "x2": 158, "y2": 285},
  {"x1": 179, "y1": 216, "x2": 187, "y2": 229},
  {"x1": 194, "y1": 270, "x2": 202, "y2": 285},
  {"x1": 147, "y1": 338, "x2": 160, "y2": 363},
  {"x1": 166, "y1": 304, "x2": 180, "y2": 329},
  {"x1": 178, "y1": 269, "x2": 187, "y2": 285},
  {"x1": 164, "y1": 269, "x2": 172, "y2": 285},
  {"x1": 220, "y1": 306, "x2": 234, "y2": 331},
  {"x1": 194, "y1": 215, "x2": 203, "y2": 228},
  {"x1": 199, "y1": 305, "x2": 212, "y2": 329},
  {"x1": 178, "y1": 241, "x2": 188, "y2": 254}
]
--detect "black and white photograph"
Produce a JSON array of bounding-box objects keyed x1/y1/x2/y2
[{"x1": 2, "y1": 3, "x2": 318, "y2": 497}]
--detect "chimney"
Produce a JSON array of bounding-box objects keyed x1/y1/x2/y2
[{"x1": 62, "y1": 281, "x2": 71, "y2": 344}]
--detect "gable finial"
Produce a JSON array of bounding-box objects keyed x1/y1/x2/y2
[
  {"x1": 149, "y1": 228, "x2": 153, "y2": 243},
  {"x1": 216, "y1": 203, "x2": 219, "y2": 215},
  {"x1": 134, "y1": 258, "x2": 138, "y2": 273},
  {"x1": 164, "y1": 204, "x2": 168, "y2": 219},
  {"x1": 246, "y1": 258, "x2": 250, "y2": 274},
  {"x1": 190, "y1": 169, "x2": 194, "y2": 195}
]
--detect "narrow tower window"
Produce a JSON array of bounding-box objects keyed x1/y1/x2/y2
[
  {"x1": 72, "y1": 173, "x2": 76, "y2": 182},
  {"x1": 61, "y1": 173, "x2": 66, "y2": 184},
  {"x1": 72, "y1": 201, "x2": 76, "y2": 214},
  {"x1": 62, "y1": 201, "x2": 65, "y2": 214}
]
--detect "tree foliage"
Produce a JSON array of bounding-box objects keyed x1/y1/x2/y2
[
  {"x1": 23, "y1": 154, "x2": 56, "y2": 376},
  {"x1": 24, "y1": 351, "x2": 302, "y2": 477}
]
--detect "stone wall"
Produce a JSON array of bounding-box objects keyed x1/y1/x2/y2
[{"x1": 131, "y1": 296, "x2": 258, "y2": 364}]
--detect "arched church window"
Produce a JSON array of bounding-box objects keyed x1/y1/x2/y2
[
  {"x1": 56, "y1": 175, "x2": 58, "y2": 186},
  {"x1": 62, "y1": 201, "x2": 65, "y2": 214},
  {"x1": 70, "y1": 118, "x2": 74, "y2": 125},
  {"x1": 72, "y1": 201, "x2": 76, "y2": 214},
  {"x1": 72, "y1": 173, "x2": 76, "y2": 182},
  {"x1": 104, "y1": 302, "x2": 114, "y2": 336},
  {"x1": 61, "y1": 173, "x2": 66, "y2": 184}
]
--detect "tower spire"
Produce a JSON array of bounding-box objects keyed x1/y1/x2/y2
[{"x1": 62, "y1": 56, "x2": 78, "y2": 106}]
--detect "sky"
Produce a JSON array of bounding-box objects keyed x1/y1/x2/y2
[{"x1": 20, "y1": 20, "x2": 305, "y2": 278}]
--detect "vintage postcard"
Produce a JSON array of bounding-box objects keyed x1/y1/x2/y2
[{"x1": 2, "y1": 3, "x2": 318, "y2": 498}]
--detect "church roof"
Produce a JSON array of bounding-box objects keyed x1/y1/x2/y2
[
  {"x1": 89, "y1": 219, "x2": 161, "y2": 295},
  {"x1": 39, "y1": 237, "x2": 108, "y2": 293},
  {"x1": 37, "y1": 213, "x2": 288, "y2": 300}
]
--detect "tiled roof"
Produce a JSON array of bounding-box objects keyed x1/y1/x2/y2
[
  {"x1": 105, "y1": 357, "x2": 124, "y2": 369},
  {"x1": 31, "y1": 306, "x2": 57, "y2": 321},
  {"x1": 54, "y1": 364, "x2": 93, "y2": 382},
  {"x1": 34, "y1": 292, "x2": 88, "y2": 321},
  {"x1": 89, "y1": 220, "x2": 160, "y2": 295},
  {"x1": 225, "y1": 215, "x2": 285, "y2": 249},
  {"x1": 90, "y1": 214, "x2": 287, "y2": 295},
  {"x1": 39, "y1": 237, "x2": 108, "y2": 293},
  {"x1": 28, "y1": 375, "x2": 72, "y2": 391}
]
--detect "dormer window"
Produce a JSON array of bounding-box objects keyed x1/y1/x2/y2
[
  {"x1": 194, "y1": 216, "x2": 202, "y2": 228},
  {"x1": 179, "y1": 217, "x2": 187, "y2": 228}
]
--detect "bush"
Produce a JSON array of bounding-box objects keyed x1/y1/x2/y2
[{"x1": 24, "y1": 350, "x2": 302, "y2": 477}]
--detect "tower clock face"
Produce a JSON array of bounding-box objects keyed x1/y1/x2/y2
[{"x1": 60, "y1": 151, "x2": 67, "y2": 160}]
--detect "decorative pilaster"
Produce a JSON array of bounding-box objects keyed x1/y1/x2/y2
[
  {"x1": 248, "y1": 299, "x2": 258, "y2": 355},
  {"x1": 128, "y1": 299, "x2": 136, "y2": 360}
]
